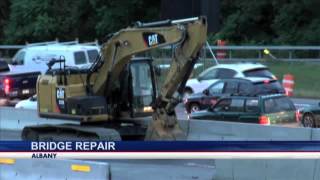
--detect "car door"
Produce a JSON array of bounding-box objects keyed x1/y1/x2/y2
[
  {"x1": 208, "y1": 98, "x2": 232, "y2": 121},
  {"x1": 240, "y1": 98, "x2": 260, "y2": 123},
  {"x1": 272, "y1": 97, "x2": 296, "y2": 124},
  {"x1": 262, "y1": 98, "x2": 281, "y2": 124},
  {"x1": 223, "y1": 80, "x2": 239, "y2": 95},
  {"x1": 262, "y1": 97, "x2": 296, "y2": 124},
  {"x1": 202, "y1": 81, "x2": 226, "y2": 107},
  {"x1": 221, "y1": 98, "x2": 245, "y2": 122}
]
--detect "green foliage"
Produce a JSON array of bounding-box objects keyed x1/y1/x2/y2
[
  {"x1": 3, "y1": 0, "x2": 160, "y2": 44},
  {"x1": 216, "y1": 0, "x2": 320, "y2": 45},
  {"x1": 1, "y1": 0, "x2": 320, "y2": 45},
  {"x1": 0, "y1": 0, "x2": 10, "y2": 42}
]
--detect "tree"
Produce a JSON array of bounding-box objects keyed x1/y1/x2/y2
[
  {"x1": 215, "y1": 0, "x2": 275, "y2": 45},
  {"x1": 3, "y1": 0, "x2": 160, "y2": 44},
  {"x1": 216, "y1": 0, "x2": 320, "y2": 45},
  {"x1": 0, "y1": 0, "x2": 10, "y2": 41}
]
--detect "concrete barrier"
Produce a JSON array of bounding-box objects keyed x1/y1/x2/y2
[
  {"x1": 214, "y1": 159, "x2": 317, "y2": 180},
  {"x1": 0, "y1": 158, "x2": 110, "y2": 180},
  {"x1": 0, "y1": 107, "x2": 314, "y2": 141},
  {"x1": 310, "y1": 128, "x2": 320, "y2": 141},
  {"x1": 186, "y1": 119, "x2": 312, "y2": 140},
  {"x1": 0, "y1": 107, "x2": 79, "y2": 130}
]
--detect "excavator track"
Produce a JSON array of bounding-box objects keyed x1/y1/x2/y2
[{"x1": 22, "y1": 121, "x2": 147, "y2": 141}]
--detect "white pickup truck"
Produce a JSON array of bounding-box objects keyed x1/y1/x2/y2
[{"x1": 12, "y1": 44, "x2": 99, "y2": 74}]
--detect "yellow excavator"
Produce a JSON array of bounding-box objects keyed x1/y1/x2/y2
[{"x1": 21, "y1": 17, "x2": 207, "y2": 141}]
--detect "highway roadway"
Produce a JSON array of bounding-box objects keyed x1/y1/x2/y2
[{"x1": 0, "y1": 97, "x2": 318, "y2": 180}]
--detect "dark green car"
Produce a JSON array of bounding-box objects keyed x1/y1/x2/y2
[
  {"x1": 300, "y1": 104, "x2": 320, "y2": 128},
  {"x1": 190, "y1": 94, "x2": 298, "y2": 125}
]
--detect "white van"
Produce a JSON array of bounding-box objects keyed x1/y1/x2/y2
[{"x1": 12, "y1": 44, "x2": 100, "y2": 73}]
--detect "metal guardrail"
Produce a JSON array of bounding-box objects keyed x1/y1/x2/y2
[
  {"x1": 158, "y1": 45, "x2": 320, "y2": 61},
  {"x1": 0, "y1": 42, "x2": 320, "y2": 61},
  {"x1": 206, "y1": 45, "x2": 320, "y2": 61},
  {"x1": 208, "y1": 45, "x2": 320, "y2": 50}
]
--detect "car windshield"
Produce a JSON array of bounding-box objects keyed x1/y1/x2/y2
[
  {"x1": 243, "y1": 68, "x2": 274, "y2": 79},
  {"x1": 263, "y1": 97, "x2": 295, "y2": 113},
  {"x1": 253, "y1": 80, "x2": 285, "y2": 94}
]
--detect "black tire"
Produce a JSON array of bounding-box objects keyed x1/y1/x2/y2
[
  {"x1": 302, "y1": 113, "x2": 316, "y2": 128},
  {"x1": 189, "y1": 103, "x2": 200, "y2": 113}
]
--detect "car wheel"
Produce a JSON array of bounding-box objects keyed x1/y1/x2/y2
[
  {"x1": 190, "y1": 103, "x2": 200, "y2": 113},
  {"x1": 302, "y1": 114, "x2": 315, "y2": 128}
]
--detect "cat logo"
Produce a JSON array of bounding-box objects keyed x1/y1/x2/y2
[
  {"x1": 143, "y1": 32, "x2": 165, "y2": 47},
  {"x1": 56, "y1": 87, "x2": 65, "y2": 99},
  {"x1": 148, "y1": 34, "x2": 159, "y2": 46}
]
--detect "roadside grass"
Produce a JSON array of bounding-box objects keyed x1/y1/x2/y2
[{"x1": 263, "y1": 61, "x2": 320, "y2": 98}]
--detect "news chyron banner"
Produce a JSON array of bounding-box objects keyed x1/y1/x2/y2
[{"x1": 1, "y1": 141, "x2": 320, "y2": 159}]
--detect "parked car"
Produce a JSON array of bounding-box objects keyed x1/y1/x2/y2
[
  {"x1": 184, "y1": 63, "x2": 277, "y2": 96},
  {"x1": 190, "y1": 94, "x2": 298, "y2": 125},
  {"x1": 15, "y1": 95, "x2": 37, "y2": 109},
  {"x1": 12, "y1": 44, "x2": 99, "y2": 74},
  {"x1": 184, "y1": 77, "x2": 285, "y2": 113},
  {"x1": 0, "y1": 60, "x2": 40, "y2": 105},
  {"x1": 299, "y1": 104, "x2": 320, "y2": 128}
]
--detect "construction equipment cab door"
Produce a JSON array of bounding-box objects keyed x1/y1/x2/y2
[{"x1": 130, "y1": 59, "x2": 156, "y2": 117}]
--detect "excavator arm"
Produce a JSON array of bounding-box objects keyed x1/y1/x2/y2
[
  {"x1": 146, "y1": 18, "x2": 207, "y2": 140},
  {"x1": 89, "y1": 17, "x2": 207, "y2": 97},
  {"x1": 89, "y1": 17, "x2": 207, "y2": 140}
]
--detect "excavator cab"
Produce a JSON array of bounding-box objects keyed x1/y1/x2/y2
[
  {"x1": 37, "y1": 57, "x2": 157, "y2": 121},
  {"x1": 129, "y1": 58, "x2": 157, "y2": 117}
]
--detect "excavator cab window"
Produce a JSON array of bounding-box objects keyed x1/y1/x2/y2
[{"x1": 129, "y1": 59, "x2": 156, "y2": 117}]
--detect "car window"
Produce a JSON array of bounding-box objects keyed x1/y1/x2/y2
[
  {"x1": 245, "y1": 98, "x2": 259, "y2": 112},
  {"x1": 253, "y1": 80, "x2": 285, "y2": 94},
  {"x1": 209, "y1": 81, "x2": 225, "y2": 94},
  {"x1": 12, "y1": 50, "x2": 26, "y2": 65},
  {"x1": 74, "y1": 51, "x2": 87, "y2": 65},
  {"x1": 274, "y1": 97, "x2": 295, "y2": 111},
  {"x1": 214, "y1": 98, "x2": 244, "y2": 112},
  {"x1": 243, "y1": 68, "x2": 274, "y2": 79},
  {"x1": 239, "y1": 82, "x2": 252, "y2": 95},
  {"x1": 263, "y1": 97, "x2": 295, "y2": 113},
  {"x1": 217, "y1": 68, "x2": 237, "y2": 78},
  {"x1": 87, "y1": 49, "x2": 99, "y2": 63},
  {"x1": 224, "y1": 81, "x2": 238, "y2": 94},
  {"x1": 229, "y1": 99, "x2": 244, "y2": 112},
  {"x1": 201, "y1": 68, "x2": 219, "y2": 80}
]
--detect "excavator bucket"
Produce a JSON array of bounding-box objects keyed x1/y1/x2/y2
[{"x1": 145, "y1": 118, "x2": 187, "y2": 140}]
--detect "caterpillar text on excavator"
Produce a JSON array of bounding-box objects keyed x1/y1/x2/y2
[{"x1": 22, "y1": 16, "x2": 207, "y2": 141}]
